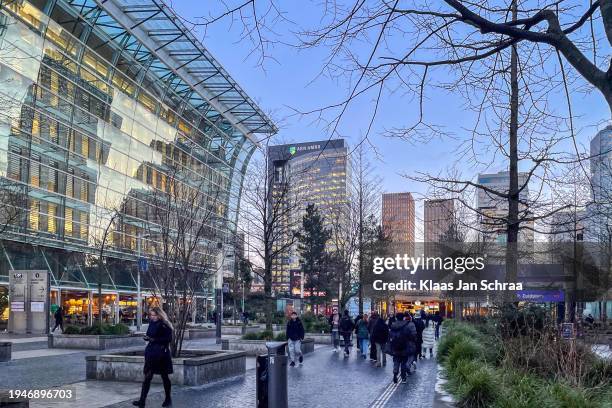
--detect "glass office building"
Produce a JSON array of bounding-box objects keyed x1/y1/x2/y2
[
  {"x1": 0, "y1": 0, "x2": 275, "y2": 324},
  {"x1": 268, "y1": 140, "x2": 348, "y2": 294}
]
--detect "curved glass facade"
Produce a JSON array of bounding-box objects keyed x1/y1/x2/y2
[{"x1": 0, "y1": 0, "x2": 274, "y2": 297}]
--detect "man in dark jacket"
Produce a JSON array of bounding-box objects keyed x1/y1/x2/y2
[
  {"x1": 367, "y1": 311, "x2": 379, "y2": 362},
  {"x1": 339, "y1": 310, "x2": 354, "y2": 357},
  {"x1": 389, "y1": 313, "x2": 417, "y2": 383},
  {"x1": 286, "y1": 311, "x2": 305, "y2": 366},
  {"x1": 371, "y1": 314, "x2": 389, "y2": 367},
  {"x1": 52, "y1": 307, "x2": 64, "y2": 333},
  {"x1": 414, "y1": 314, "x2": 425, "y2": 360}
]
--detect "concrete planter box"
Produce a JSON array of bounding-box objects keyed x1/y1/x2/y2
[
  {"x1": 221, "y1": 325, "x2": 263, "y2": 335},
  {"x1": 306, "y1": 333, "x2": 332, "y2": 344},
  {"x1": 86, "y1": 349, "x2": 246, "y2": 386},
  {"x1": 184, "y1": 328, "x2": 216, "y2": 340},
  {"x1": 0, "y1": 342, "x2": 11, "y2": 362},
  {"x1": 222, "y1": 338, "x2": 315, "y2": 356},
  {"x1": 48, "y1": 334, "x2": 144, "y2": 350}
]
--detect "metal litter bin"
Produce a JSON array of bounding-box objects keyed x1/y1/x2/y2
[{"x1": 256, "y1": 341, "x2": 288, "y2": 408}]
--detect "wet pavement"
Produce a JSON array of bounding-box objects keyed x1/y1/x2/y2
[
  {"x1": 1, "y1": 334, "x2": 444, "y2": 407},
  {"x1": 107, "y1": 346, "x2": 440, "y2": 408}
]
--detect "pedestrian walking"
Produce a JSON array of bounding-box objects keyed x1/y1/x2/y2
[
  {"x1": 367, "y1": 311, "x2": 379, "y2": 362},
  {"x1": 329, "y1": 309, "x2": 341, "y2": 352},
  {"x1": 433, "y1": 311, "x2": 443, "y2": 340},
  {"x1": 339, "y1": 310, "x2": 355, "y2": 357},
  {"x1": 354, "y1": 314, "x2": 363, "y2": 351},
  {"x1": 371, "y1": 313, "x2": 389, "y2": 367},
  {"x1": 52, "y1": 307, "x2": 64, "y2": 333},
  {"x1": 422, "y1": 319, "x2": 435, "y2": 358},
  {"x1": 286, "y1": 311, "x2": 305, "y2": 367},
  {"x1": 387, "y1": 312, "x2": 396, "y2": 326},
  {"x1": 388, "y1": 313, "x2": 416, "y2": 383},
  {"x1": 133, "y1": 307, "x2": 173, "y2": 408},
  {"x1": 356, "y1": 314, "x2": 370, "y2": 359},
  {"x1": 414, "y1": 313, "x2": 425, "y2": 360}
]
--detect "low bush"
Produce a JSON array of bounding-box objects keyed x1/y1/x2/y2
[
  {"x1": 62, "y1": 325, "x2": 81, "y2": 335},
  {"x1": 274, "y1": 332, "x2": 287, "y2": 341},
  {"x1": 454, "y1": 362, "x2": 499, "y2": 408},
  {"x1": 63, "y1": 323, "x2": 130, "y2": 336},
  {"x1": 242, "y1": 330, "x2": 274, "y2": 340},
  {"x1": 543, "y1": 382, "x2": 599, "y2": 408},
  {"x1": 446, "y1": 338, "x2": 483, "y2": 371}
]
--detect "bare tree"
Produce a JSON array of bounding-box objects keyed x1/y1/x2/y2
[
  {"x1": 240, "y1": 146, "x2": 299, "y2": 330},
  {"x1": 134, "y1": 163, "x2": 223, "y2": 357}
]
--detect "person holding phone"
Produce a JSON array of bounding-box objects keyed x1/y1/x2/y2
[{"x1": 133, "y1": 307, "x2": 174, "y2": 407}]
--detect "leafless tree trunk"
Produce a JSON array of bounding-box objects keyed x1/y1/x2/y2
[{"x1": 240, "y1": 145, "x2": 299, "y2": 330}]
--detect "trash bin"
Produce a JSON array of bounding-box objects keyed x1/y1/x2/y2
[{"x1": 256, "y1": 341, "x2": 288, "y2": 408}]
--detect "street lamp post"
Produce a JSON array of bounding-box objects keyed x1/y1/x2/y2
[{"x1": 137, "y1": 233, "x2": 142, "y2": 332}]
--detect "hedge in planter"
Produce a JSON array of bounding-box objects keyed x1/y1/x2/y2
[{"x1": 61, "y1": 323, "x2": 130, "y2": 335}]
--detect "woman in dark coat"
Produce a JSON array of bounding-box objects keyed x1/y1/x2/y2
[{"x1": 133, "y1": 307, "x2": 173, "y2": 407}]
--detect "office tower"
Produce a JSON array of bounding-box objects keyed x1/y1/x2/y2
[
  {"x1": 382, "y1": 192, "x2": 415, "y2": 243},
  {"x1": 589, "y1": 126, "x2": 612, "y2": 241},
  {"x1": 424, "y1": 199, "x2": 455, "y2": 242},
  {"x1": 267, "y1": 140, "x2": 349, "y2": 294},
  {"x1": 477, "y1": 171, "x2": 533, "y2": 242}
]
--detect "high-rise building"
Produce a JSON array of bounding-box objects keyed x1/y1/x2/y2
[
  {"x1": 267, "y1": 140, "x2": 349, "y2": 294},
  {"x1": 382, "y1": 192, "x2": 415, "y2": 243},
  {"x1": 424, "y1": 199, "x2": 455, "y2": 242},
  {"x1": 0, "y1": 0, "x2": 274, "y2": 323},
  {"x1": 589, "y1": 126, "x2": 612, "y2": 241},
  {"x1": 477, "y1": 171, "x2": 533, "y2": 242}
]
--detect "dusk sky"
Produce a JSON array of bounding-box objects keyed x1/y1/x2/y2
[{"x1": 170, "y1": 1, "x2": 611, "y2": 236}]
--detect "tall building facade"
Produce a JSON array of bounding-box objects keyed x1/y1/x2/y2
[
  {"x1": 382, "y1": 192, "x2": 415, "y2": 243},
  {"x1": 424, "y1": 199, "x2": 455, "y2": 242},
  {"x1": 477, "y1": 171, "x2": 533, "y2": 242},
  {"x1": 0, "y1": 0, "x2": 274, "y2": 324},
  {"x1": 268, "y1": 140, "x2": 349, "y2": 294},
  {"x1": 589, "y1": 126, "x2": 612, "y2": 241}
]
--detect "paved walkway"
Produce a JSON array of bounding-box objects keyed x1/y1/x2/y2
[
  {"x1": 1, "y1": 335, "x2": 445, "y2": 407},
  {"x1": 107, "y1": 346, "x2": 441, "y2": 408}
]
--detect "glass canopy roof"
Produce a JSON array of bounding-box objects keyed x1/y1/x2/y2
[{"x1": 92, "y1": 0, "x2": 276, "y2": 138}]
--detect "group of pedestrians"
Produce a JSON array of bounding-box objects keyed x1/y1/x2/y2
[{"x1": 327, "y1": 308, "x2": 443, "y2": 384}]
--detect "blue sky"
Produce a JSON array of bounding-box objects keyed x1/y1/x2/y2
[{"x1": 171, "y1": 1, "x2": 610, "y2": 234}]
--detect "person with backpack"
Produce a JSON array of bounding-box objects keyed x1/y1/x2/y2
[
  {"x1": 371, "y1": 313, "x2": 389, "y2": 367},
  {"x1": 355, "y1": 313, "x2": 370, "y2": 359},
  {"x1": 286, "y1": 311, "x2": 305, "y2": 367},
  {"x1": 339, "y1": 310, "x2": 355, "y2": 357},
  {"x1": 422, "y1": 319, "x2": 435, "y2": 358},
  {"x1": 388, "y1": 312, "x2": 417, "y2": 383}
]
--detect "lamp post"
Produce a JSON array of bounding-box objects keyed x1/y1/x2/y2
[{"x1": 137, "y1": 232, "x2": 142, "y2": 332}]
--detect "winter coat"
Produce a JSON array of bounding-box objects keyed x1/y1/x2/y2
[
  {"x1": 414, "y1": 317, "x2": 425, "y2": 343},
  {"x1": 144, "y1": 320, "x2": 173, "y2": 375},
  {"x1": 370, "y1": 317, "x2": 390, "y2": 344},
  {"x1": 54, "y1": 309, "x2": 63, "y2": 323},
  {"x1": 339, "y1": 316, "x2": 354, "y2": 335},
  {"x1": 329, "y1": 314, "x2": 340, "y2": 332},
  {"x1": 367, "y1": 316, "x2": 378, "y2": 334},
  {"x1": 388, "y1": 320, "x2": 416, "y2": 357},
  {"x1": 286, "y1": 318, "x2": 305, "y2": 341},
  {"x1": 422, "y1": 324, "x2": 435, "y2": 348},
  {"x1": 356, "y1": 320, "x2": 369, "y2": 340}
]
